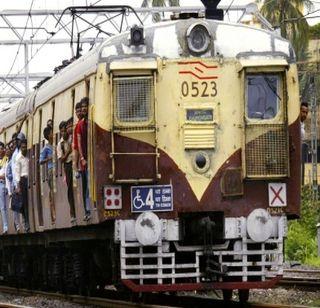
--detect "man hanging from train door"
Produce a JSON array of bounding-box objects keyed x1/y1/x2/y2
[
  {"x1": 72, "y1": 102, "x2": 83, "y2": 177},
  {"x1": 57, "y1": 119, "x2": 76, "y2": 224},
  {"x1": 77, "y1": 97, "x2": 91, "y2": 221},
  {"x1": 14, "y1": 139, "x2": 30, "y2": 233},
  {"x1": 40, "y1": 126, "x2": 56, "y2": 225}
]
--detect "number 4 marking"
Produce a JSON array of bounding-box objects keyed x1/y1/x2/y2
[{"x1": 146, "y1": 189, "x2": 154, "y2": 209}]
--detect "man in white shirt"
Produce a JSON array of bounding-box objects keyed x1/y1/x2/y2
[
  {"x1": 14, "y1": 139, "x2": 29, "y2": 232},
  {"x1": 300, "y1": 102, "x2": 309, "y2": 141},
  {"x1": 0, "y1": 142, "x2": 8, "y2": 234}
]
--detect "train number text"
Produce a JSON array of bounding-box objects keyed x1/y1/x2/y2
[
  {"x1": 104, "y1": 210, "x2": 121, "y2": 219},
  {"x1": 181, "y1": 81, "x2": 217, "y2": 98}
]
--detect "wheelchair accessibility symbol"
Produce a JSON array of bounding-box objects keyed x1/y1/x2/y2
[
  {"x1": 133, "y1": 189, "x2": 154, "y2": 210},
  {"x1": 131, "y1": 185, "x2": 172, "y2": 213}
]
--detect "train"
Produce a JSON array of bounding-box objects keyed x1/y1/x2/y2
[{"x1": 0, "y1": 2, "x2": 300, "y2": 303}]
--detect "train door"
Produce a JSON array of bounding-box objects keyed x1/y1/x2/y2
[
  {"x1": 32, "y1": 109, "x2": 44, "y2": 230},
  {"x1": 39, "y1": 102, "x2": 55, "y2": 230},
  {"x1": 3, "y1": 125, "x2": 16, "y2": 234},
  {"x1": 73, "y1": 81, "x2": 89, "y2": 225},
  {"x1": 87, "y1": 76, "x2": 98, "y2": 224},
  {"x1": 23, "y1": 118, "x2": 36, "y2": 232},
  {"x1": 53, "y1": 90, "x2": 74, "y2": 228}
]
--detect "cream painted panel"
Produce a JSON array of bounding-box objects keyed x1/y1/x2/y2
[
  {"x1": 54, "y1": 90, "x2": 73, "y2": 132},
  {"x1": 93, "y1": 64, "x2": 110, "y2": 131},
  {"x1": 287, "y1": 64, "x2": 300, "y2": 125},
  {"x1": 5, "y1": 125, "x2": 19, "y2": 145}
]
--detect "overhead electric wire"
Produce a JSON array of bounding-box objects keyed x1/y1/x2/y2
[
  {"x1": 1, "y1": 0, "x2": 103, "y2": 97},
  {"x1": 0, "y1": 0, "x2": 35, "y2": 93},
  {"x1": 224, "y1": 0, "x2": 236, "y2": 16}
]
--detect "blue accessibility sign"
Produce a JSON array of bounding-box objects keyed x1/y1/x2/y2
[{"x1": 131, "y1": 185, "x2": 173, "y2": 213}]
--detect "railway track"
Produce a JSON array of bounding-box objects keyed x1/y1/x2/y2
[
  {"x1": 0, "y1": 269, "x2": 318, "y2": 308},
  {"x1": 279, "y1": 268, "x2": 320, "y2": 289}
]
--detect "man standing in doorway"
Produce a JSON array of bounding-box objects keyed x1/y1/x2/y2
[
  {"x1": 57, "y1": 120, "x2": 76, "y2": 223},
  {"x1": 40, "y1": 126, "x2": 55, "y2": 225},
  {"x1": 73, "y1": 102, "x2": 83, "y2": 177},
  {"x1": 77, "y1": 97, "x2": 90, "y2": 221},
  {"x1": 14, "y1": 139, "x2": 29, "y2": 233},
  {"x1": 300, "y1": 102, "x2": 309, "y2": 141}
]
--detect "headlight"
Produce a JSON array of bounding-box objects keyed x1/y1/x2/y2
[
  {"x1": 247, "y1": 209, "x2": 273, "y2": 242},
  {"x1": 186, "y1": 23, "x2": 211, "y2": 54},
  {"x1": 192, "y1": 151, "x2": 210, "y2": 174}
]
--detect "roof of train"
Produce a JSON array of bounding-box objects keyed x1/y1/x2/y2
[{"x1": 0, "y1": 18, "x2": 294, "y2": 131}]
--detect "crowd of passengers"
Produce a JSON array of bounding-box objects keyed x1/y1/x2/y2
[{"x1": 0, "y1": 97, "x2": 90, "y2": 234}]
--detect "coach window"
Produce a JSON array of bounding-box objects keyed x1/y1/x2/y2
[{"x1": 246, "y1": 74, "x2": 282, "y2": 120}]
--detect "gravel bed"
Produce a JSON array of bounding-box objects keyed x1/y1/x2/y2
[
  {"x1": 249, "y1": 288, "x2": 320, "y2": 307},
  {"x1": 0, "y1": 292, "x2": 95, "y2": 307}
]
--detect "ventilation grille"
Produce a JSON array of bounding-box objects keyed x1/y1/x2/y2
[
  {"x1": 113, "y1": 76, "x2": 153, "y2": 124},
  {"x1": 245, "y1": 124, "x2": 288, "y2": 178},
  {"x1": 184, "y1": 124, "x2": 215, "y2": 149}
]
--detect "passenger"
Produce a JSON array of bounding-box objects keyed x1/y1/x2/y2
[
  {"x1": 72, "y1": 102, "x2": 83, "y2": 176},
  {"x1": 77, "y1": 97, "x2": 90, "y2": 221},
  {"x1": 40, "y1": 126, "x2": 55, "y2": 224},
  {"x1": 300, "y1": 102, "x2": 309, "y2": 141},
  {"x1": 11, "y1": 132, "x2": 25, "y2": 194},
  {"x1": 0, "y1": 142, "x2": 8, "y2": 234},
  {"x1": 14, "y1": 138, "x2": 29, "y2": 233},
  {"x1": 57, "y1": 120, "x2": 76, "y2": 223},
  {"x1": 5, "y1": 143, "x2": 20, "y2": 232}
]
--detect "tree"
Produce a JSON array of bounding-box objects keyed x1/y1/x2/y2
[
  {"x1": 260, "y1": 0, "x2": 313, "y2": 60},
  {"x1": 141, "y1": 0, "x2": 180, "y2": 22}
]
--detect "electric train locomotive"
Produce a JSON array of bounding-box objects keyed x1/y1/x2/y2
[{"x1": 0, "y1": 2, "x2": 300, "y2": 302}]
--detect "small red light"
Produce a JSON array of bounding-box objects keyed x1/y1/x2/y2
[
  {"x1": 115, "y1": 199, "x2": 120, "y2": 206},
  {"x1": 107, "y1": 199, "x2": 112, "y2": 206},
  {"x1": 114, "y1": 189, "x2": 120, "y2": 195},
  {"x1": 106, "y1": 189, "x2": 112, "y2": 196}
]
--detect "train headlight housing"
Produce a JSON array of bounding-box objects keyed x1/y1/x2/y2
[
  {"x1": 135, "y1": 212, "x2": 161, "y2": 246},
  {"x1": 193, "y1": 151, "x2": 210, "y2": 174},
  {"x1": 247, "y1": 209, "x2": 273, "y2": 242},
  {"x1": 186, "y1": 23, "x2": 211, "y2": 54}
]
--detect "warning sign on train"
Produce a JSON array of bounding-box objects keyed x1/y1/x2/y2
[
  {"x1": 268, "y1": 183, "x2": 287, "y2": 207},
  {"x1": 131, "y1": 185, "x2": 173, "y2": 213}
]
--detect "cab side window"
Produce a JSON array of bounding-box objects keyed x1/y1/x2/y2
[{"x1": 246, "y1": 74, "x2": 280, "y2": 120}]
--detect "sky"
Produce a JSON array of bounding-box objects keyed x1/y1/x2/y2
[{"x1": 0, "y1": 0, "x2": 319, "y2": 104}]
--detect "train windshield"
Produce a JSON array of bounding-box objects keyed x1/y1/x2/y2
[{"x1": 246, "y1": 74, "x2": 281, "y2": 120}]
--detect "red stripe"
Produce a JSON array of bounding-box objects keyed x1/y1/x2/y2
[
  {"x1": 179, "y1": 71, "x2": 218, "y2": 80},
  {"x1": 194, "y1": 66, "x2": 204, "y2": 73},
  {"x1": 178, "y1": 61, "x2": 218, "y2": 69},
  {"x1": 122, "y1": 276, "x2": 281, "y2": 292}
]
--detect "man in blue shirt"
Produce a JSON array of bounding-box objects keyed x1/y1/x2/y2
[{"x1": 40, "y1": 126, "x2": 55, "y2": 224}]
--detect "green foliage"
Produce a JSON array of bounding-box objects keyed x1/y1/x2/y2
[
  {"x1": 260, "y1": 0, "x2": 312, "y2": 60},
  {"x1": 309, "y1": 23, "x2": 320, "y2": 39},
  {"x1": 285, "y1": 187, "x2": 320, "y2": 266}
]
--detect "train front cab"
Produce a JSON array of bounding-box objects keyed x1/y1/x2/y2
[{"x1": 106, "y1": 55, "x2": 301, "y2": 297}]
